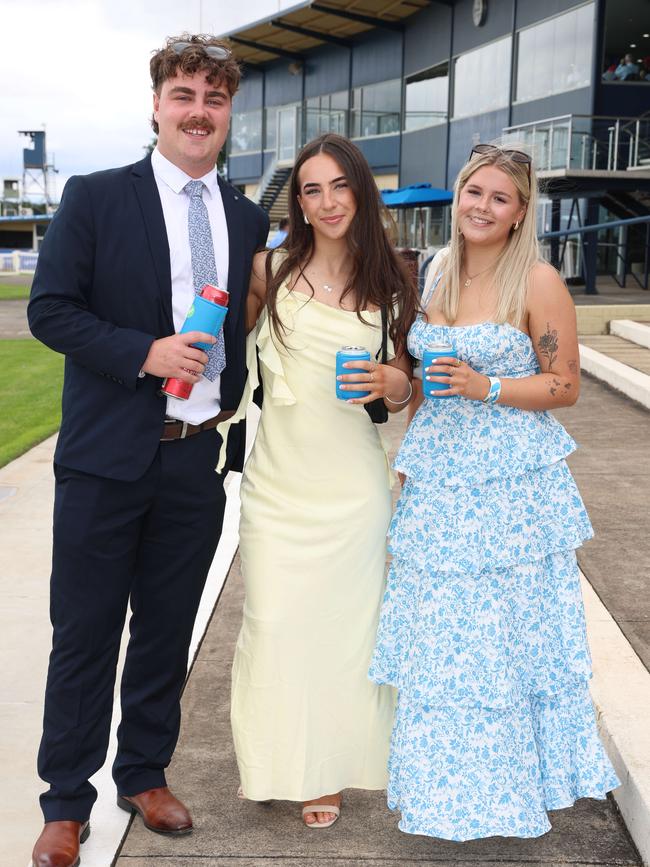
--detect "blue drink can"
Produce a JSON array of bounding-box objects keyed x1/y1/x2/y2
[
  {"x1": 423, "y1": 342, "x2": 458, "y2": 399},
  {"x1": 336, "y1": 346, "x2": 371, "y2": 400},
  {"x1": 179, "y1": 284, "x2": 228, "y2": 351},
  {"x1": 161, "y1": 284, "x2": 229, "y2": 400}
]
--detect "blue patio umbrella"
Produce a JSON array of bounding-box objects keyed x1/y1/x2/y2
[{"x1": 381, "y1": 183, "x2": 453, "y2": 208}]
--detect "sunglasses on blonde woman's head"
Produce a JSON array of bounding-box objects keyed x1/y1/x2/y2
[
  {"x1": 171, "y1": 41, "x2": 231, "y2": 60},
  {"x1": 469, "y1": 144, "x2": 532, "y2": 177}
]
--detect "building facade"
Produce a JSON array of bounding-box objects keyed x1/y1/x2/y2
[
  {"x1": 222, "y1": 0, "x2": 649, "y2": 192},
  {"x1": 220, "y1": 0, "x2": 649, "y2": 287}
]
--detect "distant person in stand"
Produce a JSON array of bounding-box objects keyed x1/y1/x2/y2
[
  {"x1": 601, "y1": 63, "x2": 617, "y2": 81},
  {"x1": 268, "y1": 215, "x2": 289, "y2": 248},
  {"x1": 614, "y1": 53, "x2": 640, "y2": 80}
]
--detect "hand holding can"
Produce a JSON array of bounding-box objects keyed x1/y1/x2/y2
[
  {"x1": 423, "y1": 343, "x2": 458, "y2": 399},
  {"x1": 336, "y1": 346, "x2": 371, "y2": 400},
  {"x1": 162, "y1": 284, "x2": 229, "y2": 400}
]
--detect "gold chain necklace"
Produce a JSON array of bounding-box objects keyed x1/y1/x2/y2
[{"x1": 461, "y1": 261, "x2": 498, "y2": 288}]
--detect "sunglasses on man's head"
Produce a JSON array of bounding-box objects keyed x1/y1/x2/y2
[
  {"x1": 470, "y1": 144, "x2": 532, "y2": 176},
  {"x1": 171, "y1": 41, "x2": 231, "y2": 60}
]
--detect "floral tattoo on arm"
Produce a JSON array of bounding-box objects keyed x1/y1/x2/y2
[{"x1": 538, "y1": 323, "x2": 559, "y2": 369}]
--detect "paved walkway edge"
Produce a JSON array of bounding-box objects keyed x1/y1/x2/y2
[
  {"x1": 582, "y1": 574, "x2": 650, "y2": 866},
  {"x1": 611, "y1": 319, "x2": 650, "y2": 350},
  {"x1": 579, "y1": 343, "x2": 650, "y2": 410}
]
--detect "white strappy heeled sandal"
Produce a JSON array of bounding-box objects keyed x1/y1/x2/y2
[{"x1": 301, "y1": 802, "x2": 340, "y2": 829}]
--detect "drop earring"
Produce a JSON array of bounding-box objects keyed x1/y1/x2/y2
[
  {"x1": 303, "y1": 213, "x2": 310, "y2": 225},
  {"x1": 513, "y1": 220, "x2": 520, "y2": 231}
]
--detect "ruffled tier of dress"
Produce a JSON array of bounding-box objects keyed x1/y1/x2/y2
[
  {"x1": 369, "y1": 459, "x2": 619, "y2": 838},
  {"x1": 394, "y1": 394, "x2": 579, "y2": 488},
  {"x1": 384, "y1": 682, "x2": 620, "y2": 840},
  {"x1": 387, "y1": 460, "x2": 593, "y2": 575}
]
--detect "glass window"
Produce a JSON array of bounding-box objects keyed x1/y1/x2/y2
[
  {"x1": 277, "y1": 104, "x2": 301, "y2": 161},
  {"x1": 264, "y1": 106, "x2": 277, "y2": 151},
  {"x1": 516, "y1": 4, "x2": 594, "y2": 103},
  {"x1": 306, "y1": 91, "x2": 348, "y2": 141},
  {"x1": 230, "y1": 109, "x2": 262, "y2": 155},
  {"x1": 602, "y1": 0, "x2": 649, "y2": 82},
  {"x1": 404, "y1": 64, "x2": 449, "y2": 132},
  {"x1": 351, "y1": 79, "x2": 401, "y2": 138},
  {"x1": 264, "y1": 104, "x2": 303, "y2": 156},
  {"x1": 453, "y1": 37, "x2": 512, "y2": 119}
]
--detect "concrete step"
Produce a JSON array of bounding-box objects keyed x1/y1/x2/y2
[
  {"x1": 578, "y1": 335, "x2": 650, "y2": 410},
  {"x1": 575, "y1": 304, "x2": 650, "y2": 335},
  {"x1": 610, "y1": 319, "x2": 650, "y2": 350},
  {"x1": 580, "y1": 334, "x2": 650, "y2": 376}
]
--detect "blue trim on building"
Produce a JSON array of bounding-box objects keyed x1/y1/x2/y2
[{"x1": 0, "y1": 215, "x2": 52, "y2": 224}]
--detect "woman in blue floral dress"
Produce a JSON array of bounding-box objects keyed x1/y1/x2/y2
[{"x1": 369, "y1": 143, "x2": 619, "y2": 841}]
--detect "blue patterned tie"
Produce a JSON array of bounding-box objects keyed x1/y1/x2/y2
[{"x1": 185, "y1": 179, "x2": 226, "y2": 379}]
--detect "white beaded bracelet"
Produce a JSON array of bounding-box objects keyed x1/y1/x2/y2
[{"x1": 385, "y1": 380, "x2": 413, "y2": 405}]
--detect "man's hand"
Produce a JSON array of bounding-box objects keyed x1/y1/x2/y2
[{"x1": 141, "y1": 332, "x2": 216, "y2": 383}]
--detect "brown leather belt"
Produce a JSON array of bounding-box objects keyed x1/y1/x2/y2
[{"x1": 160, "y1": 410, "x2": 235, "y2": 442}]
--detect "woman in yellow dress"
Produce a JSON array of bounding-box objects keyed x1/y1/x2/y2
[{"x1": 227, "y1": 134, "x2": 418, "y2": 828}]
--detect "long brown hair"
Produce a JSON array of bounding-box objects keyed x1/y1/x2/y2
[{"x1": 266, "y1": 133, "x2": 418, "y2": 353}]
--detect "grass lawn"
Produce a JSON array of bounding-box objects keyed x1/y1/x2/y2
[
  {"x1": 0, "y1": 280, "x2": 32, "y2": 300},
  {"x1": 0, "y1": 340, "x2": 64, "y2": 468}
]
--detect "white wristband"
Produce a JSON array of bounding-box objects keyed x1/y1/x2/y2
[{"x1": 482, "y1": 376, "x2": 501, "y2": 404}]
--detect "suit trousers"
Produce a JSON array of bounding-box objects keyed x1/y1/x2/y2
[{"x1": 38, "y1": 428, "x2": 229, "y2": 822}]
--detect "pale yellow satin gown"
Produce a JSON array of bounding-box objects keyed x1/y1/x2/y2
[{"x1": 225, "y1": 279, "x2": 396, "y2": 802}]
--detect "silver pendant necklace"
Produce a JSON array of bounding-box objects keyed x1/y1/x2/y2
[{"x1": 323, "y1": 283, "x2": 335, "y2": 293}]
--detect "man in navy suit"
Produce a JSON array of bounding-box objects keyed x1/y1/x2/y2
[{"x1": 28, "y1": 34, "x2": 268, "y2": 867}]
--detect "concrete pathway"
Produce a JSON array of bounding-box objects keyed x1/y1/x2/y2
[
  {"x1": 0, "y1": 298, "x2": 32, "y2": 338},
  {"x1": 114, "y1": 391, "x2": 648, "y2": 866},
  {"x1": 115, "y1": 550, "x2": 640, "y2": 867},
  {"x1": 2, "y1": 288, "x2": 649, "y2": 866},
  {"x1": 555, "y1": 375, "x2": 650, "y2": 672}
]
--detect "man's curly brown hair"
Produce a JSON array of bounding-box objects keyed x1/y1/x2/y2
[{"x1": 150, "y1": 33, "x2": 241, "y2": 134}]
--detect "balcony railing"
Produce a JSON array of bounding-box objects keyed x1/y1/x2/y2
[{"x1": 503, "y1": 114, "x2": 650, "y2": 173}]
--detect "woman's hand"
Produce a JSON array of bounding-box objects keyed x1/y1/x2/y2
[
  {"x1": 337, "y1": 360, "x2": 411, "y2": 406},
  {"x1": 425, "y1": 356, "x2": 490, "y2": 401}
]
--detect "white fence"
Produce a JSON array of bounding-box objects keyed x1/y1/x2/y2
[{"x1": 0, "y1": 250, "x2": 38, "y2": 273}]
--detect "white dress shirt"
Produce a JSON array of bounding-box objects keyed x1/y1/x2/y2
[{"x1": 151, "y1": 147, "x2": 230, "y2": 424}]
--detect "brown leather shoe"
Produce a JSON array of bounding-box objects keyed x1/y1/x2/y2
[
  {"x1": 31, "y1": 820, "x2": 90, "y2": 867},
  {"x1": 117, "y1": 786, "x2": 193, "y2": 836}
]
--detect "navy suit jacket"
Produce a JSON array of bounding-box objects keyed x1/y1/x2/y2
[{"x1": 28, "y1": 154, "x2": 268, "y2": 481}]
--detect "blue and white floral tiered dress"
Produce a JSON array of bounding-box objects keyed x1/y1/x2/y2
[{"x1": 369, "y1": 312, "x2": 619, "y2": 841}]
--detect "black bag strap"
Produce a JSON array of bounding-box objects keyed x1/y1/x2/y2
[{"x1": 376, "y1": 304, "x2": 388, "y2": 364}]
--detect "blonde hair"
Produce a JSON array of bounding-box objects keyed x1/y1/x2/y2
[{"x1": 433, "y1": 143, "x2": 540, "y2": 328}]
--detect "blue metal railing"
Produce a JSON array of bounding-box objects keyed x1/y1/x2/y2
[
  {"x1": 418, "y1": 215, "x2": 650, "y2": 295},
  {"x1": 539, "y1": 214, "x2": 650, "y2": 295}
]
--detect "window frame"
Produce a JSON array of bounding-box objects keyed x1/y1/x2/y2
[
  {"x1": 513, "y1": 1, "x2": 595, "y2": 105},
  {"x1": 350, "y1": 78, "x2": 402, "y2": 140},
  {"x1": 403, "y1": 61, "x2": 450, "y2": 134},
  {"x1": 229, "y1": 107, "x2": 263, "y2": 156},
  {"x1": 451, "y1": 34, "x2": 513, "y2": 121}
]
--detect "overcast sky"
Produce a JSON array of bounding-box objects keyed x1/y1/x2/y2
[{"x1": 0, "y1": 0, "x2": 296, "y2": 201}]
